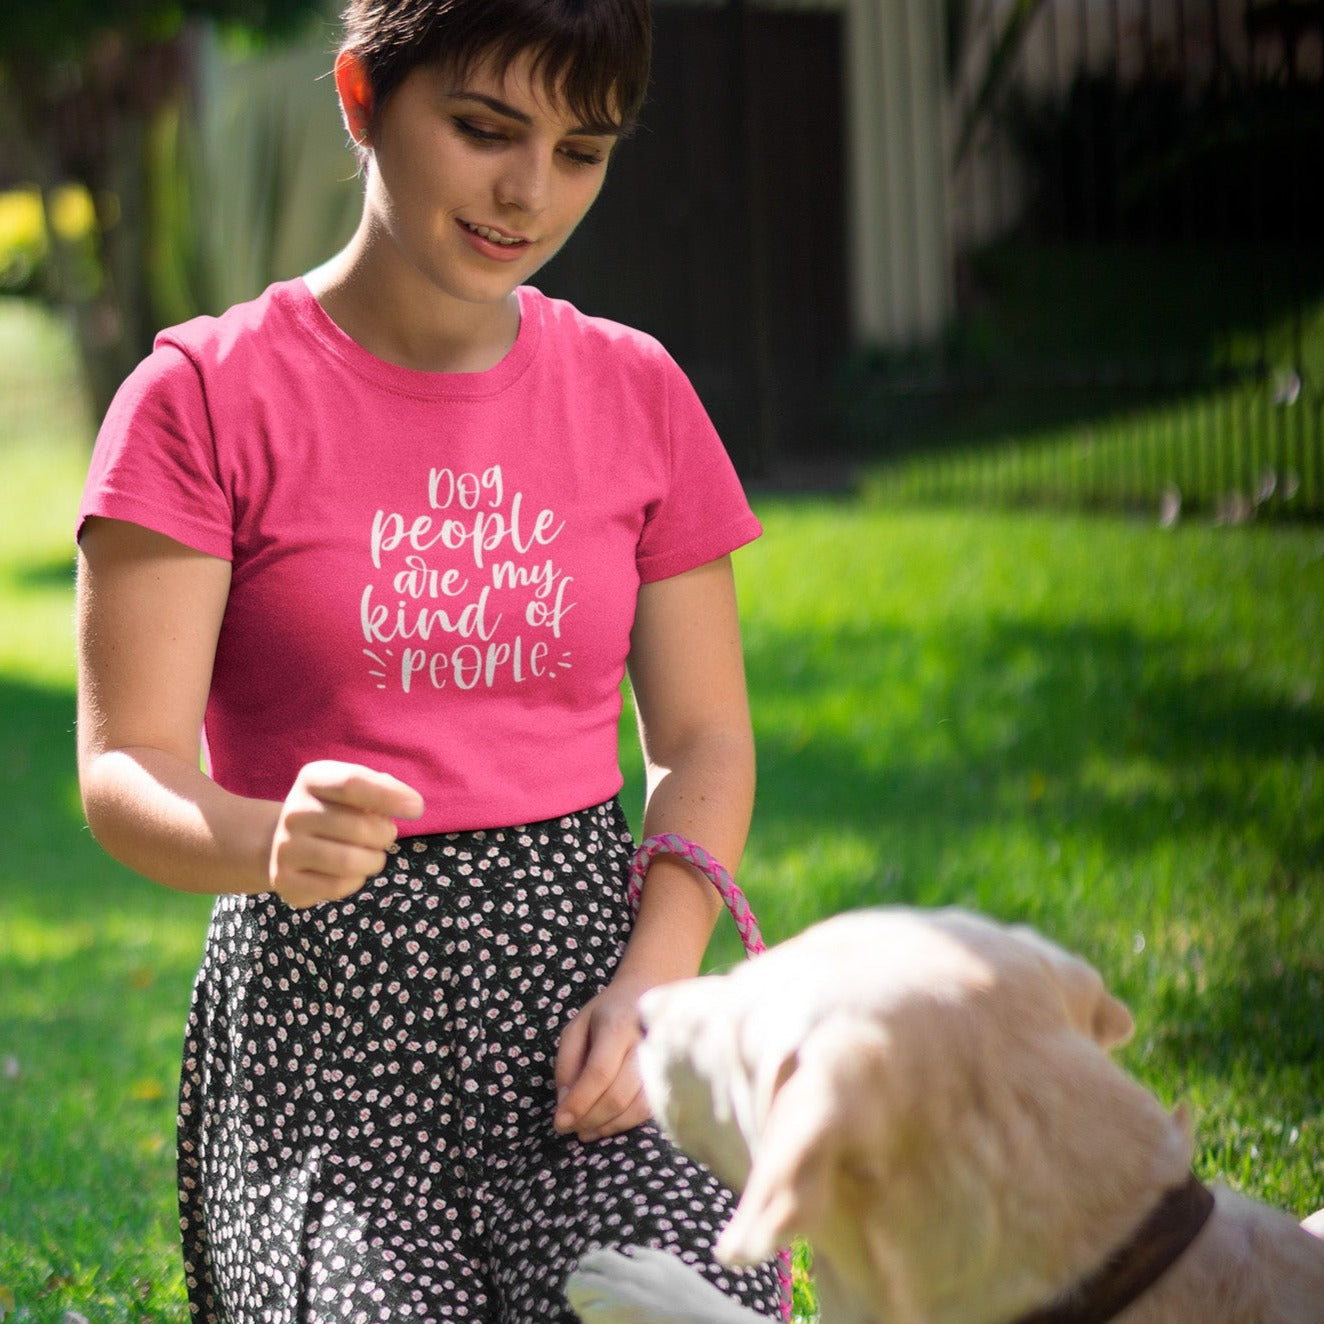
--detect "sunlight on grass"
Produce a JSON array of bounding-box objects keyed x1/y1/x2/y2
[
  {"x1": 1, "y1": 296, "x2": 1321, "y2": 1319},
  {"x1": 735, "y1": 498, "x2": 1323, "y2": 1218},
  {"x1": 0, "y1": 303, "x2": 88, "y2": 691},
  {"x1": 0, "y1": 299, "x2": 205, "y2": 1321},
  {"x1": 0, "y1": 297, "x2": 93, "y2": 451},
  {"x1": 865, "y1": 379, "x2": 1323, "y2": 518}
]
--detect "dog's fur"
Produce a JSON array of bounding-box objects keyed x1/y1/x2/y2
[{"x1": 566, "y1": 907, "x2": 1324, "y2": 1324}]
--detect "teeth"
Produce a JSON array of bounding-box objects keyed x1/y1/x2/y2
[{"x1": 466, "y1": 222, "x2": 524, "y2": 246}]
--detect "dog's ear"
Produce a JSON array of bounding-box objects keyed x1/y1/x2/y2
[
  {"x1": 1012, "y1": 925, "x2": 1134, "y2": 1049},
  {"x1": 716, "y1": 1016, "x2": 888, "y2": 1266},
  {"x1": 1053, "y1": 952, "x2": 1133, "y2": 1049}
]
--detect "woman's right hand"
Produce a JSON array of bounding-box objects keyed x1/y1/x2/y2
[
  {"x1": 78, "y1": 519, "x2": 426, "y2": 901},
  {"x1": 270, "y1": 761, "x2": 425, "y2": 909}
]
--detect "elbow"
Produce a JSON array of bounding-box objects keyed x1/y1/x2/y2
[
  {"x1": 77, "y1": 748, "x2": 131, "y2": 861},
  {"x1": 76, "y1": 743, "x2": 170, "y2": 876}
]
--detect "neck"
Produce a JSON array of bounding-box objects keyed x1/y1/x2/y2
[
  {"x1": 306, "y1": 224, "x2": 521, "y2": 374},
  {"x1": 909, "y1": 1062, "x2": 1197, "y2": 1324},
  {"x1": 1009, "y1": 1175, "x2": 1215, "y2": 1324}
]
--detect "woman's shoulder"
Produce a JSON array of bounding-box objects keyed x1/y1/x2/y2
[
  {"x1": 151, "y1": 278, "x2": 308, "y2": 367},
  {"x1": 521, "y1": 286, "x2": 672, "y2": 371}
]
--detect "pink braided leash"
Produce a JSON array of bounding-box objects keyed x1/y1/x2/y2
[
  {"x1": 627, "y1": 833, "x2": 768, "y2": 955},
  {"x1": 627, "y1": 833, "x2": 793, "y2": 1320}
]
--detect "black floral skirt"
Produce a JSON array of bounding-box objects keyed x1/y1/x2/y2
[{"x1": 176, "y1": 798, "x2": 785, "y2": 1322}]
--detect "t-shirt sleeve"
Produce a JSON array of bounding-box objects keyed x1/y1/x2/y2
[
  {"x1": 77, "y1": 342, "x2": 234, "y2": 559},
  {"x1": 634, "y1": 354, "x2": 762, "y2": 583}
]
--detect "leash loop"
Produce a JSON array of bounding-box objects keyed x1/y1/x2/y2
[
  {"x1": 627, "y1": 832, "x2": 791, "y2": 1318},
  {"x1": 627, "y1": 832, "x2": 767, "y2": 955}
]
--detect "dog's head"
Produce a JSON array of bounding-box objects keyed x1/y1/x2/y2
[{"x1": 637, "y1": 908, "x2": 1176, "y2": 1322}]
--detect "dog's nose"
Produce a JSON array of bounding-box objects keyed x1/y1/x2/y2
[{"x1": 636, "y1": 987, "x2": 665, "y2": 1033}]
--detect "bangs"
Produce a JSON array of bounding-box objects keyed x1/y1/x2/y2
[
  {"x1": 462, "y1": 9, "x2": 650, "y2": 132},
  {"x1": 345, "y1": 0, "x2": 652, "y2": 134}
]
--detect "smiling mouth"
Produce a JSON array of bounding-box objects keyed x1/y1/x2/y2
[{"x1": 462, "y1": 221, "x2": 529, "y2": 247}]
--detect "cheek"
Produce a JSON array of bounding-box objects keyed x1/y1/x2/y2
[
  {"x1": 639, "y1": 1042, "x2": 706, "y2": 1129},
  {"x1": 373, "y1": 136, "x2": 461, "y2": 214},
  {"x1": 556, "y1": 170, "x2": 608, "y2": 229},
  {"x1": 659, "y1": 1056, "x2": 755, "y2": 1193}
]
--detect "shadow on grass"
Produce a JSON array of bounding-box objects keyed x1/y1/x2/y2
[
  {"x1": 748, "y1": 613, "x2": 1322, "y2": 879},
  {"x1": 743, "y1": 609, "x2": 1323, "y2": 1086},
  {"x1": 834, "y1": 241, "x2": 1324, "y2": 459},
  {"x1": 0, "y1": 674, "x2": 211, "y2": 1284},
  {"x1": 0, "y1": 674, "x2": 172, "y2": 912},
  {"x1": 1149, "y1": 959, "x2": 1324, "y2": 1077},
  {"x1": 10, "y1": 551, "x2": 78, "y2": 592}
]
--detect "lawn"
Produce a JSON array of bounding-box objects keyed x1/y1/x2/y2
[
  {"x1": 841, "y1": 241, "x2": 1324, "y2": 520},
  {"x1": 1, "y1": 295, "x2": 1321, "y2": 1321}
]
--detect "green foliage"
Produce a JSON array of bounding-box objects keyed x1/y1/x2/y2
[
  {"x1": 1006, "y1": 71, "x2": 1324, "y2": 243},
  {"x1": 0, "y1": 0, "x2": 329, "y2": 423},
  {"x1": 1, "y1": 0, "x2": 322, "y2": 60},
  {"x1": 951, "y1": 0, "x2": 1048, "y2": 164},
  {"x1": 0, "y1": 186, "x2": 100, "y2": 297}
]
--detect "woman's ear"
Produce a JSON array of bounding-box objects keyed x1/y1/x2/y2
[{"x1": 333, "y1": 47, "x2": 375, "y2": 148}]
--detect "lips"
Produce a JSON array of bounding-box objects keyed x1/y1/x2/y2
[{"x1": 462, "y1": 220, "x2": 528, "y2": 247}]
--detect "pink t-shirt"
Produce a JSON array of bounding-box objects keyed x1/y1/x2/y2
[{"x1": 79, "y1": 280, "x2": 762, "y2": 833}]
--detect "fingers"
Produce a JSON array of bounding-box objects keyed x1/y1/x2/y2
[
  {"x1": 554, "y1": 996, "x2": 652, "y2": 1142},
  {"x1": 270, "y1": 760, "x2": 425, "y2": 909},
  {"x1": 272, "y1": 865, "x2": 384, "y2": 911},
  {"x1": 568, "y1": 1075, "x2": 651, "y2": 1143},
  {"x1": 270, "y1": 831, "x2": 392, "y2": 905},
  {"x1": 280, "y1": 799, "x2": 394, "y2": 852},
  {"x1": 554, "y1": 1010, "x2": 590, "y2": 1108},
  {"x1": 581, "y1": 1086, "x2": 651, "y2": 1143},
  {"x1": 299, "y1": 760, "x2": 426, "y2": 821}
]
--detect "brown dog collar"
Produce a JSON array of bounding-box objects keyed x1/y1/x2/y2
[{"x1": 1011, "y1": 1174, "x2": 1216, "y2": 1324}]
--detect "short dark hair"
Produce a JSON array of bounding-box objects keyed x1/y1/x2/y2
[{"x1": 340, "y1": 0, "x2": 653, "y2": 136}]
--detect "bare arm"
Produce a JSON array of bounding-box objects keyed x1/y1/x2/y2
[
  {"x1": 77, "y1": 516, "x2": 422, "y2": 905},
  {"x1": 621, "y1": 553, "x2": 756, "y2": 988},
  {"x1": 554, "y1": 554, "x2": 756, "y2": 1139}
]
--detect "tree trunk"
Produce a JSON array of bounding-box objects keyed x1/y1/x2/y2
[{"x1": 4, "y1": 43, "x2": 181, "y2": 429}]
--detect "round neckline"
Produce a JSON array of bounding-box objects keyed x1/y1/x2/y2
[{"x1": 284, "y1": 278, "x2": 541, "y2": 400}]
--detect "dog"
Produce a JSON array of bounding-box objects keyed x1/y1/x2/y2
[{"x1": 566, "y1": 907, "x2": 1324, "y2": 1323}]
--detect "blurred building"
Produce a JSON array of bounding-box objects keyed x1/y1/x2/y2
[{"x1": 191, "y1": 0, "x2": 1324, "y2": 472}]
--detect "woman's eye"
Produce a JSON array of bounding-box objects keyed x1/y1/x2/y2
[
  {"x1": 561, "y1": 145, "x2": 606, "y2": 167},
  {"x1": 454, "y1": 118, "x2": 505, "y2": 144}
]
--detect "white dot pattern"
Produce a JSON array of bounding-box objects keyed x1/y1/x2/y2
[{"x1": 177, "y1": 799, "x2": 784, "y2": 1321}]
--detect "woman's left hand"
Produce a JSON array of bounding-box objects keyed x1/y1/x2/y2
[
  {"x1": 553, "y1": 979, "x2": 653, "y2": 1142},
  {"x1": 552, "y1": 555, "x2": 755, "y2": 1144}
]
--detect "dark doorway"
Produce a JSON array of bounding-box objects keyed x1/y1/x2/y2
[{"x1": 538, "y1": 2, "x2": 850, "y2": 478}]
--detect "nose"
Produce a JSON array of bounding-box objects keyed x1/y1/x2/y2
[
  {"x1": 495, "y1": 143, "x2": 551, "y2": 215},
  {"x1": 636, "y1": 986, "x2": 668, "y2": 1033}
]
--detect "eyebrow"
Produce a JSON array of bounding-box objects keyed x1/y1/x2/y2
[{"x1": 447, "y1": 91, "x2": 625, "y2": 138}]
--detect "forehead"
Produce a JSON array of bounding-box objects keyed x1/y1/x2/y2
[{"x1": 436, "y1": 44, "x2": 624, "y2": 131}]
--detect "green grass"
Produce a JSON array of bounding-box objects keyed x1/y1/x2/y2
[
  {"x1": 0, "y1": 298, "x2": 216, "y2": 1322},
  {"x1": 728, "y1": 500, "x2": 1323, "y2": 1217},
  {"x1": 2, "y1": 295, "x2": 1322, "y2": 1320},
  {"x1": 862, "y1": 380, "x2": 1324, "y2": 520},
  {"x1": 840, "y1": 241, "x2": 1324, "y2": 519}
]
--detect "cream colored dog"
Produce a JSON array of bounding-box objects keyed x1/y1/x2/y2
[{"x1": 566, "y1": 908, "x2": 1324, "y2": 1324}]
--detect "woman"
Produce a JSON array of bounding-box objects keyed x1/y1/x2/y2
[{"x1": 75, "y1": 0, "x2": 784, "y2": 1320}]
